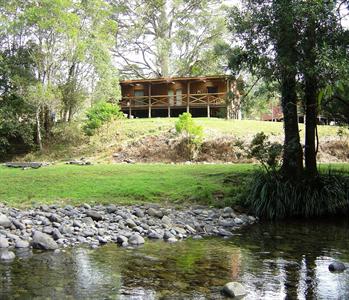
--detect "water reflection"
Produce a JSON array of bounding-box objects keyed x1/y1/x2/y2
[{"x1": 0, "y1": 219, "x2": 348, "y2": 299}]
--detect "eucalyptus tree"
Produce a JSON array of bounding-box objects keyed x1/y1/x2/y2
[
  {"x1": 229, "y1": 0, "x2": 304, "y2": 179},
  {"x1": 112, "y1": 0, "x2": 227, "y2": 78},
  {"x1": 297, "y1": 1, "x2": 347, "y2": 177},
  {"x1": 228, "y1": 0, "x2": 348, "y2": 179}
]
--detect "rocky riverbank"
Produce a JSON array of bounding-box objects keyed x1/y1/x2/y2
[{"x1": 0, "y1": 203, "x2": 257, "y2": 261}]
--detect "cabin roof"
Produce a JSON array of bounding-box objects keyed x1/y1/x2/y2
[{"x1": 120, "y1": 75, "x2": 228, "y2": 85}]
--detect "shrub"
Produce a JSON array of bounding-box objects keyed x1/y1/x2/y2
[
  {"x1": 244, "y1": 170, "x2": 349, "y2": 219},
  {"x1": 239, "y1": 132, "x2": 283, "y2": 171},
  {"x1": 83, "y1": 102, "x2": 123, "y2": 136},
  {"x1": 175, "y1": 113, "x2": 203, "y2": 160}
]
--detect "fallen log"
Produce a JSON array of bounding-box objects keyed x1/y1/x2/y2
[{"x1": 4, "y1": 162, "x2": 48, "y2": 169}]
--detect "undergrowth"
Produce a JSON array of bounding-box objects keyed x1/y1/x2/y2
[
  {"x1": 241, "y1": 132, "x2": 349, "y2": 219},
  {"x1": 245, "y1": 169, "x2": 349, "y2": 219}
]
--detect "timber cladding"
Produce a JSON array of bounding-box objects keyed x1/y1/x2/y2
[{"x1": 119, "y1": 75, "x2": 240, "y2": 118}]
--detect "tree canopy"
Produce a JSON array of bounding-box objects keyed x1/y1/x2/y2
[{"x1": 113, "y1": 0, "x2": 228, "y2": 78}]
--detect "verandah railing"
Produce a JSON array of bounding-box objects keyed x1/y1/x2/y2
[{"x1": 120, "y1": 93, "x2": 226, "y2": 108}]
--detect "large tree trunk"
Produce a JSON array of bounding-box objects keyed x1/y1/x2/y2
[
  {"x1": 281, "y1": 77, "x2": 304, "y2": 179},
  {"x1": 35, "y1": 107, "x2": 43, "y2": 151},
  {"x1": 157, "y1": 2, "x2": 170, "y2": 77},
  {"x1": 274, "y1": 0, "x2": 304, "y2": 179},
  {"x1": 304, "y1": 17, "x2": 318, "y2": 178}
]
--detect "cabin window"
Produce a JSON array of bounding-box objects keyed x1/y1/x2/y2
[
  {"x1": 207, "y1": 86, "x2": 218, "y2": 94},
  {"x1": 176, "y1": 89, "x2": 182, "y2": 106}
]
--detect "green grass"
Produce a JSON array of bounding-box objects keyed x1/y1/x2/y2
[
  {"x1": 0, "y1": 163, "x2": 255, "y2": 208},
  {"x1": 1, "y1": 163, "x2": 348, "y2": 208}
]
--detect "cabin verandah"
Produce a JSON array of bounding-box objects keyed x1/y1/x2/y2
[{"x1": 119, "y1": 76, "x2": 239, "y2": 118}]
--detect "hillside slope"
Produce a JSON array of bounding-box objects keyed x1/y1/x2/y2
[{"x1": 19, "y1": 118, "x2": 349, "y2": 163}]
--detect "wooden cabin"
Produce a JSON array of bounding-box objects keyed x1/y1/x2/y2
[{"x1": 119, "y1": 75, "x2": 241, "y2": 118}]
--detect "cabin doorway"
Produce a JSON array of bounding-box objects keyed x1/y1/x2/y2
[
  {"x1": 134, "y1": 90, "x2": 145, "y2": 105},
  {"x1": 168, "y1": 90, "x2": 174, "y2": 106}
]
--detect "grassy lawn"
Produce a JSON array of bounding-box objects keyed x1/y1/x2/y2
[
  {"x1": 0, "y1": 163, "x2": 256, "y2": 208},
  {"x1": 1, "y1": 163, "x2": 348, "y2": 208}
]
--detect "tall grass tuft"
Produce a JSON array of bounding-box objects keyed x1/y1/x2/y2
[{"x1": 245, "y1": 169, "x2": 349, "y2": 219}]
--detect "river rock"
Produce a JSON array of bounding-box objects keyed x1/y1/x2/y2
[
  {"x1": 0, "y1": 237, "x2": 9, "y2": 248},
  {"x1": 97, "y1": 236, "x2": 108, "y2": 244},
  {"x1": 82, "y1": 229, "x2": 96, "y2": 237},
  {"x1": 234, "y1": 218, "x2": 244, "y2": 225},
  {"x1": 52, "y1": 228, "x2": 63, "y2": 240},
  {"x1": 148, "y1": 231, "x2": 163, "y2": 239},
  {"x1": 73, "y1": 220, "x2": 83, "y2": 228},
  {"x1": 126, "y1": 218, "x2": 137, "y2": 228},
  {"x1": 1, "y1": 250, "x2": 15, "y2": 261},
  {"x1": 106, "y1": 205, "x2": 117, "y2": 214},
  {"x1": 161, "y1": 215, "x2": 172, "y2": 225},
  {"x1": 185, "y1": 224, "x2": 196, "y2": 233},
  {"x1": 163, "y1": 231, "x2": 174, "y2": 240},
  {"x1": 133, "y1": 208, "x2": 144, "y2": 218},
  {"x1": 116, "y1": 235, "x2": 128, "y2": 244},
  {"x1": 218, "y1": 228, "x2": 233, "y2": 237},
  {"x1": 0, "y1": 214, "x2": 11, "y2": 228},
  {"x1": 59, "y1": 224, "x2": 73, "y2": 235},
  {"x1": 128, "y1": 234, "x2": 145, "y2": 245},
  {"x1": 167, "y1": 237, "x2": 178, "y2": 243},
  {"x1": 329, "y1": 261, "x2": 347, "y2": 272},
  {"x1": 12, "y1": 219, "x2": 25, "y2": 230},
  {"x1": 147, "y1": 208, "x2": 163, "y2": 218},
  {"x1": 221, "y1": 282, "x2": 247, "y2": 298},
  {"x1": 48, "y1": 213, "x2": 61, "y2": 223},
  {"x1": 86, "y1": 210, "x2": 103, "y2": 221},
  {"x1": 82, "y1": 203, "x2": 91, "y2": 210},
  {"x1": 31, "y1": 231, "x2": 58, "y2": 250},
  {"x1": 81, "y1": 217, "x2": 95, "y2": 227},
  {"x1": 15, "y1": 240, "x2": 30, "y2": 248}
]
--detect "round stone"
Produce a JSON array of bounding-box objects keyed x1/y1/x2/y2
[{"x1": 221, "y1": 282, "x2": 247, "y2": 298}]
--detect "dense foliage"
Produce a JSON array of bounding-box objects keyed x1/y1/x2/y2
[
  {"x1": 246, "y1": 170, "x2": 349, "y2": 219},
  {"x1": 83, "y1": 102, "x2": 123, "y2": 136},
  {"x1": 0, "y1": 0, "x2": 119, "y2": 156}
]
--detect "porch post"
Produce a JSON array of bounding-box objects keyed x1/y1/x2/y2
[
  {"x1": 148, "y1": 83, "x2": 151, "y2": 118},
  {"x1": 129, "y1": 104, "x2": 132, "y2": 119},
  {"x1": 226, "y1": 78, "x2": 230, "y2": 119},
  {"x1": 186, "y1": 81, "x2": 190, "y2": 113}
]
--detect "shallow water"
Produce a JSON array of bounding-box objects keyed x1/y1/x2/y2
[{"x1": 1, "y1": 219, "x2": 349, "y2": 299}]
